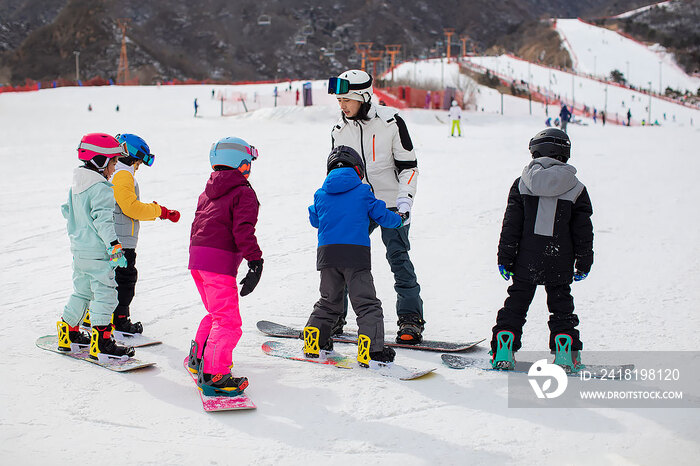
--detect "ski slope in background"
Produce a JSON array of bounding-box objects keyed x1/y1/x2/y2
[
  {"x1": 1, "y1": 76, "x2": 699, "y2": 464},
  {"x1": 554, "y1": 18, "x2": 698, "y2": 93}
]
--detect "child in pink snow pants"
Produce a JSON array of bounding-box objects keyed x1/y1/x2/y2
[{"x1": 186, "y1": 136, "x2": 263, "y2": 397}]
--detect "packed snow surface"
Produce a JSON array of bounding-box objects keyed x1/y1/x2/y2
[{"x1": 1, "y1": 82, "x2": 699, "y2": 465}]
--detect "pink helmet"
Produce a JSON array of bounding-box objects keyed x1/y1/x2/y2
[{"x1": 77, "y1": 133, "x2": 127, "y2": 171}]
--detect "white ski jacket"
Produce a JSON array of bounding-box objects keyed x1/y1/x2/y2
[
  {"x1": 330, "y1": 104, "x2": 418, "y2": 208},
  {"x1": 448, "y1": 105, "x2": 462, "y2": 120}
]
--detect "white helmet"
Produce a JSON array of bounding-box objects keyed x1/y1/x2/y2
[
  {"x1": 451, "y1": 100, "x2": 458, "y2": 106},
  {"x1": 329, "y1": 69, "x2": 373, "y2": 103}
]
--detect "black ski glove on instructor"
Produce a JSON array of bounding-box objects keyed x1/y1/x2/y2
[{"x1": 240, "y1": 259, "x2": 264, "y2": 296}]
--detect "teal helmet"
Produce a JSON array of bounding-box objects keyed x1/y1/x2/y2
[{"x1": 209, "y1": 137, "x2": 258, "y2": 175}]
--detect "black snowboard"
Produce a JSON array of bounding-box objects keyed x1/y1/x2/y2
[{"x1": 256, "y1": 320, "x2": 484, "y2": 352}]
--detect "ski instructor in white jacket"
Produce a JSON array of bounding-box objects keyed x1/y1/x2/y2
[{"x1": 327, "y1": 69, "x2": 425, "y2": 344}]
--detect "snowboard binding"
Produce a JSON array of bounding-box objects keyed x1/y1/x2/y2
[
  {"x1": 57, "y1": 320, "x2": 91, "y2": 353},
  {"x1": 490, "y1": 330, "x2": 515, "y2": 370},
  {"x1": 553, "y1": 334, "x2": 584, "y2": 374}
]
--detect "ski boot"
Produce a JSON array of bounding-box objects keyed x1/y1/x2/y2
[
  {"x1": 396, "y1": 314, "x2": 425, "y2": 344},
  {"x1": 490, "y1": 330, "x2": 516, "y2": 370},
  {"x1": 357, "y1": 334, "x2": 396, "y2": 368},
  {"x1": 113, "y1": 310, "x2": 143, "y2": 335},
  {"x1": 57, "y1": 320, "x2": 91, "y2": 352},
  {"x1": 303, "y1": 326, "x2": 333, "y2": 358},
  {"x1": 187, "y1": 340, "x2": 203, "y2": 374},
  {"x1": 553, "y1": 334, "x2": 584, "y2": 374},
  {"x1": 89, "y1": 325, "x2": 135, "y2": 362},
  {"x1": 197, "y1": 365, "x2": 248, "y2": 397}
]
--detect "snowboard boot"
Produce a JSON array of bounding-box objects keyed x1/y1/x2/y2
[
  {"x1": 553, "y1": 334, "x2": 584, "y2": 374},
  {"x1": 330, "y1": 317, "x2": 346, "y2": 337},
  {"x1": 490, "y1": 330, "x2": 516, "y2": 370},
  {"x1": 396, "y1": 314, "x2": 425, "y2": 344},
  {"x1": 303, "y1": 326, "x2": 333, "y2": 358},
  {"x1": 57, "y1": 320, "x2": 91, "y2": 352},
  {"x1": 89, "y1": 325, "x2": 135, "y2": 362},
  {"x1": 187, "y1": 340, "x2": 202, "y2": 374},
  {"x1": 357, "y1": 334, "x2": 396, "y2": 367},
  {"x1": 81, "y1": 310, "x2": 91, "y2": 330},
  {"x1": 197, "y1": 366, "x2": 248, "y2": 397},
  {"x1": 113, "y1": 310, "x2": 143, "y2": 335}
]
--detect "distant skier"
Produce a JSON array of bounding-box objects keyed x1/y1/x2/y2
[
  {"x1": 304, "y1": 146, "x2": 404, "y2": 367},
  {"x1": 105, "y1": 133, "x2": 179, "y2": 335},
  {"x1": 490, "y1": 128, "x2": 594, "y2": 373},
  {"x1": 187, "y1": 137, "x2": 262, "y2": 397},
  {"x1": 559, "y1": 104, "x2": 571, "y2": 133},
  {"x1": 448, "y1": 100, "x2": 462, "y2": 137},
  {"x1": 601, "y1": 111, "x2": 606, "y2": 126},
  {"x1": 627, "y1": 108, "x2": 632, "y2": 126},
  {"x1": 194, "y1": 98, "x2": 199, "y2": 117},
  {"x1": 58, "y1": 133, "x2": 135, "y2": 361},
  {"x1": 545, "y1": 117, "x2": 552, "y2": 127},
  {"x1": 593, "y1": 108, "x2": 597, "y2": 124}
]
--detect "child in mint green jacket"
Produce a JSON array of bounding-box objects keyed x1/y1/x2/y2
[{"x1": 57, "y1": 133, "x2": 135, "y2": 361}]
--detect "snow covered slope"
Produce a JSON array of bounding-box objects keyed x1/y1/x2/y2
[
  {"x1": 1, "y1": 84, "x2": 699, "y2": 464},
  {"x1": 555, "y1": 18, "x2": 699, "y2": 93}
]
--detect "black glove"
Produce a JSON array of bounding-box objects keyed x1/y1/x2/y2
[
  {"x1": 240, "y1": 259, "x2": 263, "y2": 296},
  {"x1": 399, "y1": 211, "x2": 410, "y2": 225}
]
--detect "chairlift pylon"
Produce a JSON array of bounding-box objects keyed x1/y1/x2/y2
[{"x1": 257, "y1": 14, "x2": 271, "y2": 26}]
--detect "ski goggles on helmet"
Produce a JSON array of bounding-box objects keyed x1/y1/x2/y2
[
  {"x1": 77, "y1": 141, "x2": 129, "y2": 158},
  {"x1": 116, "y1": 135, "x2": 155, "y2": 166},
  {"x1": 214, "y1": 142, "x2": 259, "y2": 161},
  {"x1": 327, "y1": 75, "x2": 373, "y2": 95}
]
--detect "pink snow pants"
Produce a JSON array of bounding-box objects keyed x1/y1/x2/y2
[{"x1": 191, "y1": 269, "x2": 242, "y2": 374}]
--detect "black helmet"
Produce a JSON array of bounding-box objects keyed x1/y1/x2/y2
[
  {"x1": 327, "y1": 145, "x2": 365, "y2": 179},
  {"x1": 528, "y1": 128, "x2": 571, "y2": 162}
]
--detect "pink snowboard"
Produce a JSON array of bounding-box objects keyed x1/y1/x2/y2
[{"x1": 183, "y1": 357, "x2": 255, "y2": 411}]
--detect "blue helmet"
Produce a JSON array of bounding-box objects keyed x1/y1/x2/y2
[
  {"x1": 209, "y1": 136, "x2": 258, "y2": 175},
  {"x1": 115, "y1": 133, "x2": 155, "y2": 166}
]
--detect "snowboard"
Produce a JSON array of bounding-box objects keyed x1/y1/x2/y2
[
  {"x1": 36, "y1": 335, "x2": 155, "y2": 372},
  {"x1": 262, "y1": 340, "x2": 435, "y2": 380},
  {"x1": 80, "y1": 325, "x2": 162, "y2": 348},
  {"x1": 441, "y1": 354, "x2": 634, "y2": 380},
  {"x1": 257, "y1": 320, "x2": 484, "y2": 352},
  {"x1": 182, "y1": 358, "x2": 256, "y2": 411}
]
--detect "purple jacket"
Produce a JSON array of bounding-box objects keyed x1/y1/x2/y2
[{"x1": 188, "y1": 170, "x2": 262, "y2": 276}]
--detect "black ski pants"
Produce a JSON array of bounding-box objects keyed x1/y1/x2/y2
[
  {"x1": 491, "y1": 278, "x2": 581, "y2": 353},
  {"x1": 307, "y1": 267, "x2": 385, "y2": 352},
  {"x1": 114, "y1": 248, "x2": 137, "y2": 320}
]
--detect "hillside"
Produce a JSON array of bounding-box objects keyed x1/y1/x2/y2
[{"x1": 0, "y1": 0, "x2": 653, "y2": 84}]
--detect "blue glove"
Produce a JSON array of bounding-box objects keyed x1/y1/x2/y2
[
  {"x1": 573, "y1": 270, "x2": 588, "y2": 281},
  {"x1": 498, "y1": 265, "x2": 514, "y2": 281},
  {"x1": 108, "y1": 244, "x2": 128, "y2": 268}
]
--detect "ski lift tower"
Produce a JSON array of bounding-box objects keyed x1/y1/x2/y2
[
  {"x1": 354, "y1": 42, "x2": 373, "y2": 72},
  {"x1": 116, "y1": 18, "x2": 130, "y2": 84},
  {"x1": 385, "y1": 45, "x2": 401, "y2": 82},
  {"x1": 367, "y1": 50, "x2": 384, "y2": 78},
  {"x1": 444, "y1": 28, "x2": 455, "y2": 62},
  {"x1": 459, "y1": 35, "x2": 470, "y2": 58}
]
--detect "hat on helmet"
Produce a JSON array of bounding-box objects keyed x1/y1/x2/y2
[
  {"x1": 328, "y1": 69, "x2": 373, "y2": 103},
  {"x1": 327, "y1": 145, "x2": 365, "y2": 180},
  {"x1": 77, "y1": 133, "x2": 128, "y2": 171},
  {"x1": 115, "y1": 133, "x2": 155, "y2": 167},
  {"x1": 209, "y1": 136, "x2": 258, "y2": 176},
  {"x1": 528, "y1": 128, "x2": 571, "y2": 162}
]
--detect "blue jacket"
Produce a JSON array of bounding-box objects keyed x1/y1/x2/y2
[{"x1": 309, "y1": 167, "x2": 401, "y2": 269}]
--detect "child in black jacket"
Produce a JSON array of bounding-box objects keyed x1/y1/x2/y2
[{"x1": 491, "y1": 128, "x2": 593, "y2": 372}]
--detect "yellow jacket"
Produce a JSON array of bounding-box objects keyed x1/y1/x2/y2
[{"x1": 111, "y1": 164, "x2": 161, "y2": 247}]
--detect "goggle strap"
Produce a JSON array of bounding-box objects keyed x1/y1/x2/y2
[
  {"x1": 216, "y1": 142, "x2": 258, "y2": 160},
  {"x1": 78, "y1": 142, "x2": 127, "y2": 156}
]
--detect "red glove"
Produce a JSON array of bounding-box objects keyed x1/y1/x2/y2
[{"x1": 159, "y1": 205, "x2": 180, "y2": 223}]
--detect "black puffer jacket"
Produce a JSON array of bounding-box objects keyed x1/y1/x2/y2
[{"x1": 498, "y1": 157, "x2": 594, "y2": 285}]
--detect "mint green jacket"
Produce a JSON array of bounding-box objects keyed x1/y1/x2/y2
[{"x1": 61, "y1": 167, "x2": 119, "y2": 260}]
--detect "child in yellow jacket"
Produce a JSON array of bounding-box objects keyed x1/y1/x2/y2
[{"x1": 108, "y1": 133, "x2": 180, "y2": 334}]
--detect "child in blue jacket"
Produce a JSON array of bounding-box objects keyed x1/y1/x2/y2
[{"x1": 304, "y1": 146, "x2": 404, "y2": 367}]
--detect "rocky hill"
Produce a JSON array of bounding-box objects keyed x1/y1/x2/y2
[{"x1": 0, "y1": 0, "x2": 656, "y2": 85}]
